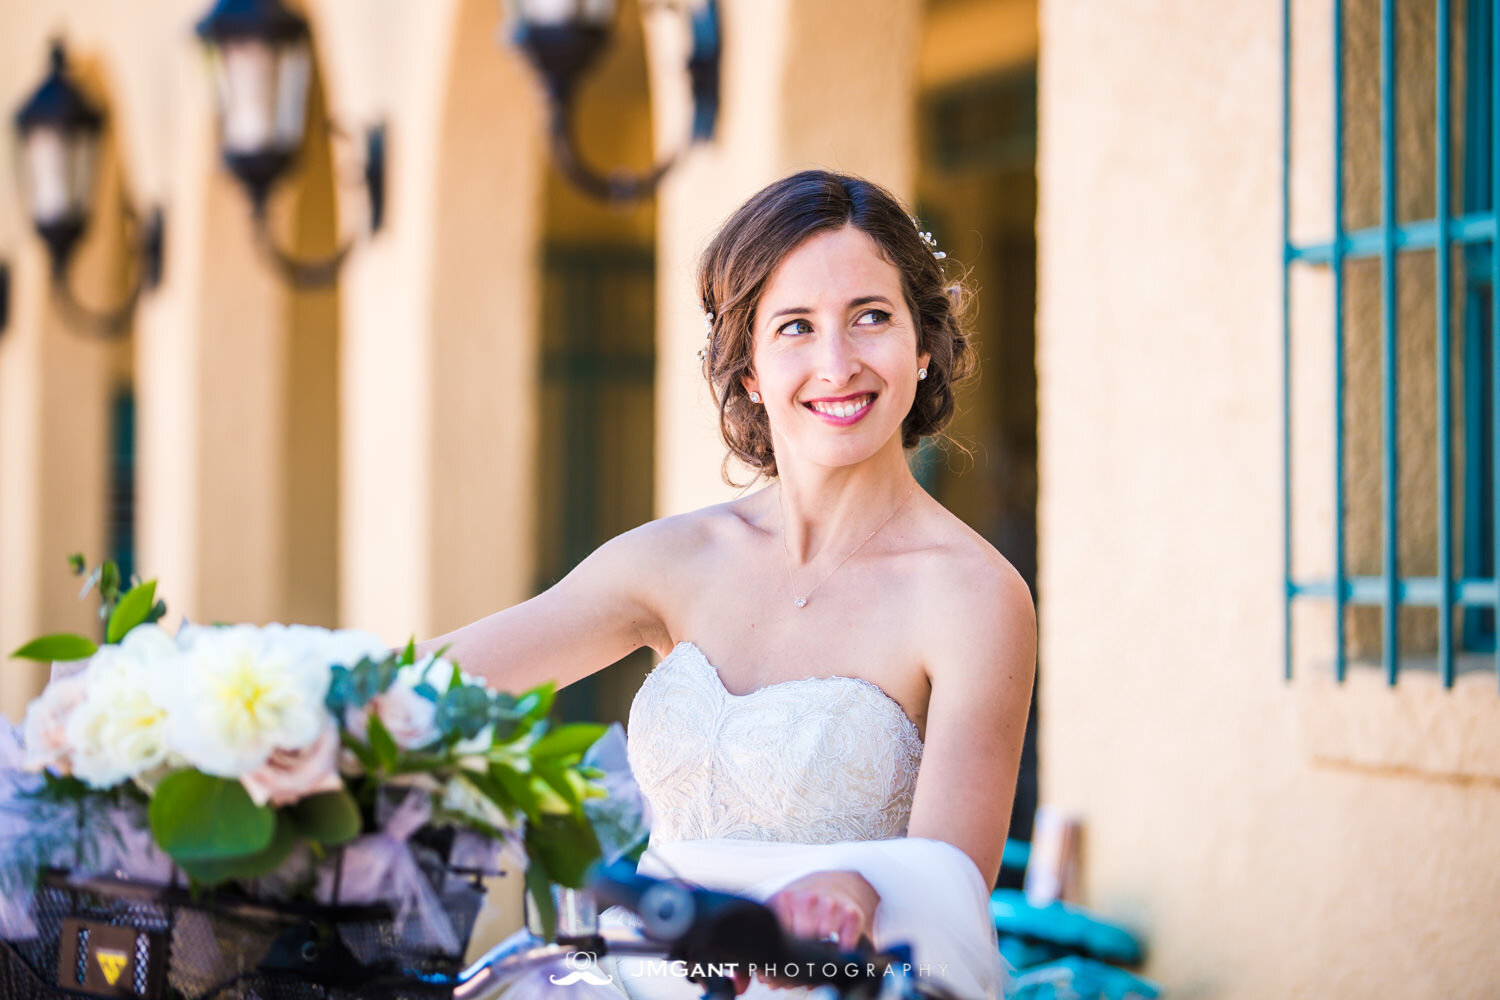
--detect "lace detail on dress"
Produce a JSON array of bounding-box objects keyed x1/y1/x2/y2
[{"x1": 626, "y1": 641, "x2": 924, "y2": 847}]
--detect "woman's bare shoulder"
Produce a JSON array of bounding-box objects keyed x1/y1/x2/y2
[
  {"x1": 912, "y1": 503, "x2": 1036, "y2": 674},
  {"x1": 590, "y1": 496, "x2": 761, "y2": 655},
  {"x1": 610, "y1": 493, "x2": 762, "y2": 565}
]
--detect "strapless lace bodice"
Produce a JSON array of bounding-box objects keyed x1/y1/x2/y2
[{"x1": 626, "y1": 641, "x2": 923, "y2": 846}]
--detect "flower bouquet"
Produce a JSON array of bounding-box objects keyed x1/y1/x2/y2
[{"x1": 0, "y1": 557, "x2": 647, "y2": 1000}]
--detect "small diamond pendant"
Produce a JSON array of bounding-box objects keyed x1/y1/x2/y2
[{"x1": 794, "y1": 598, "x2": 808, "y2": 608}]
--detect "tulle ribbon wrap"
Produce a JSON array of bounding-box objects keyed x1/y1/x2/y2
[
  {"x1": 314, "y1": 786, "x2": 514, "y2": 956},
  {"x1": 0, "y1": 720, "x2": 177, "y2": 940}
]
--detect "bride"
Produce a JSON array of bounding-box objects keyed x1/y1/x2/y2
[{"x1": 419, "y1": 170, "x2": 1036, "y2": 999}]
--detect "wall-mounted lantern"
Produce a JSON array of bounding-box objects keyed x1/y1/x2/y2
[
  {"x1": 13, "y1": 42, "x2": 164, "y2": 338},
  {"x1": 507, "y1": 0, "x2": 721, "y2": 203},
  {"x1": 195, "y1": 0, "x2": 384, "y2": 288}
]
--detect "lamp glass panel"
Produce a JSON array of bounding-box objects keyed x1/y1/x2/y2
[
  {"x1": 272, "y1": 41, "x2": 311, "y2": 150},
  {"x1": 511, "y1": 0, "x2": 616, "y2": 26},
  {"x1": 21, "y1": 124, "x2": 96, "y2": 225},
  {"x1": 215, "y1": 37, "x2": 279, "y2": 154}
]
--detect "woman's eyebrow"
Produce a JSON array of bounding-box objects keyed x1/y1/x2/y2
[
  {"x1": 767, "y1": 295, "x2": 894, "y2": 322},
  {"x1": 768, "y1": 295, "x2": 894, "y2": 326}
]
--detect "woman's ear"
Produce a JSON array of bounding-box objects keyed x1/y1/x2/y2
[
  {"x1": 741, "y1": 373, "x2": 760, "y2": 399},
  {"x1": 918, "y1": 349, "x2": 931, "y2": 374}
]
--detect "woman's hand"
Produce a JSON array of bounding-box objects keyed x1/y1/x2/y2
[
  {"x1": 729, "y1": 870, "x2": 879, "y2": 993},
  {"x1": 766, "y1": 869, "x2": 880, "y2": 950},
  {"x1": 717, "y1": 869, "x2": 876, "y2": 995}
]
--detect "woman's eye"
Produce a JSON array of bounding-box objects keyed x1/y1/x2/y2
[
  {"x1": 776, "y1": 318, "x2": 814, "y2": 337},
  {"x1": 854, "y1": 309, "x2": 892, "y2": 326}
]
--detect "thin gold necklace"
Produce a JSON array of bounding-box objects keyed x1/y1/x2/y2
[{"x1": 777, "y1": 482, "x2": 917, "y2": 609}]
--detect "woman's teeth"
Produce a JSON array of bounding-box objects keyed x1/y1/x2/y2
[{"x1": 806, "y1": 394, "x2": 874, "y2": 418}]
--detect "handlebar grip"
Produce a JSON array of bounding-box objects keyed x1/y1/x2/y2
[{"x1": 586, "y1": 861, "x2": 877, "y2": 989}]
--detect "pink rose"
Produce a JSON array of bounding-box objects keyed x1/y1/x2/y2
[
  {"x1": 241, "y1": 719, "x2": 344, "y2": 807},
  {"x1": 21, "y1": 674, "x2": 89, "y2": 774},
  {"x1": 345, "y1": 679, "x2": 439, "y2": 751}
]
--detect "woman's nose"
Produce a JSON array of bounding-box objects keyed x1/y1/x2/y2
[{"x1": 815, "y1": 330, "x2": 861, "y2": 385}]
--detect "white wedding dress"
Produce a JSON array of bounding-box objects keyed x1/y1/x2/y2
[{"x1": 510, "y1": 641, "x2": 1007, "y2": 1000}]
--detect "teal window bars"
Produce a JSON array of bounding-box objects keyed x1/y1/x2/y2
[{"x1": 1282, "y1": 0, "x2": 1499, "y2": 687}]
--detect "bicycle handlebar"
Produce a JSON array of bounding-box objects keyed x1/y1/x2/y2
[
  {"x1": 438, "y1": 861, "x2": 958, "y2": 1000},
  {"x1": 589, "y1": 861, "x2": 877, "y2": 989}
]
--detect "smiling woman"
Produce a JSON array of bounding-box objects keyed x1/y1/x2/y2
[
  {"x1": 421, "y1": 169, "x2": 1034, "y2": 999},
  {"x1": 698, "y1": 170, "x2": 977, "y2": 484}
]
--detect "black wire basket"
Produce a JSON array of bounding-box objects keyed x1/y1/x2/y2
[{"x1": 0, "y1": 833, "x2": 490, "y2": 1000}]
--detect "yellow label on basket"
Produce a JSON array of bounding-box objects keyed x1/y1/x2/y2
[{"x1": 95, "y1": 949, "x2": 129, "y2": 986}]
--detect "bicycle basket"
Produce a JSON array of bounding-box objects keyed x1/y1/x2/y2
[{"x1": 0, "y1": 839, "x2": 488, "y2": 1000}]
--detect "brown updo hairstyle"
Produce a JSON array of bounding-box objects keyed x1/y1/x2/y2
[{"x1": 698, "y1": 169, "x2": 976, "y2": 483}]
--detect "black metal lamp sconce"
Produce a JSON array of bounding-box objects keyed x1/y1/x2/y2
[
  {"x1": 13, "y1": 42, "x2": 165, "y2": 339},
  {"x1": 195, "y1": 0, "x2": 384, "y2": 288},
  {"x1": 507, "y1": 0, "x2": 721, "y2": 203}
]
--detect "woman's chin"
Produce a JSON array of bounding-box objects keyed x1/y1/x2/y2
[{"x1": 786, "y1": 432, "x2": 905, "y2": 471}]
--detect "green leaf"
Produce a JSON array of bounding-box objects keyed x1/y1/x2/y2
[
  {"x1": 144, "y1": 599, "x2": 168, "y2": 625},
  {"x1": 515, "y1": 682, "x2": 556, "y2": 722},
  {"x1": 530, "y1": 774, "x2": 575, "y2": 815},
  {"x1": 149, "y1": 770, "x2": 275, "y2": 860},
  {"x1": 107, "y1": 580, "x2": 157, "y2": 644},
  {"x1": 339, "y1": 731, "x2": 379, "y2": 772},
  {"x1": 487, "y1": 762, "x2": 539, "y2": 820},
  {"x1": 524, "y1": 811, "x2": 601, "y2": 889},
  {"x1": 525, "y1": 863, "x2": 558, "y2": 941},
  {"x1": 534, "y1": 760, "x2": 582, "y2": 809},
  {"x1": 99, "y1": 562, "x2": 121, "y2": 604},
  {"x1": 399, "y1": 637, "x2": 416, "y2": 667},
  {"x1": 366, "y1": 714, "x2": 399, "y2": 772},
  {"x1": 176, "y1": 818, "x2": 297, "y2": 888},
  {"x1": 11, "y1": 633, "x2": 98, "y2": 661},
  {"x1": 67, "y1": 553, "x2": 86, "y2": 575},
  {"x1": 286, "y1": 790, "x2": 362, "y2": 847},
  {"x1": 436, "y1": 685, "x2": 492, "y2": 740},
  {"x1": 531, "y1": 723, "x2": 607, "y2": 760}
]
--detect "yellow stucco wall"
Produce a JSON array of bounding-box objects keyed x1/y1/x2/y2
[{"x1": 1038, "y1": 1, "x2": 1500, "y2": 996}]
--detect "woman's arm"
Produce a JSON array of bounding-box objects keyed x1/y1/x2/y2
[
  {"x1": 414, "y1": 516, "x2": 690, "y2": 695},
  {"x1": 904, "y1": 559, "x2": 1037, "y2": 888}
]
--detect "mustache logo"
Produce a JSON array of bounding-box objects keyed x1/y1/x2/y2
[{"x1": 550, "y1": 950, "x2": 615, "y2": 986}]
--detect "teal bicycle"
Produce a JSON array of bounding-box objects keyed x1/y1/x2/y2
[{"x1": 993, "y1": 840, "x2": 1161, "y2": 1000}]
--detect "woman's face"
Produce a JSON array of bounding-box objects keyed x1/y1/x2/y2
[{"x1": 743, "y1": 225, "x2": 930, "y2": 472}]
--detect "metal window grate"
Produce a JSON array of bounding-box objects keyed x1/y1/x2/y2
[{"x1": 1282, "y1": 0, "x2": 1500, "y2": 688}]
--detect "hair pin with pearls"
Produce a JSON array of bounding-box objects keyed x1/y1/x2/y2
[
  {"x1": 910, "y1": 216, "x2": 947, "y2": 260},
  {"x1": 697, "y1": 310, "x2": 714, "y2": 362},
  {"x1": 918, "y1": 230, "x2": 947, "y2": 260}
]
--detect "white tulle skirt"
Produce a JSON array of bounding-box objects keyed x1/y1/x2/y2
[{"x1": 499, "y1": 837, "x2": 1008, "y2": 1000}]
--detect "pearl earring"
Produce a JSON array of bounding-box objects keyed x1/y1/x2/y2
[
  {"x1": 917, "y1": 368, "x2": 928, "y2": 380},
  {"x1": 749, "y1": 391, "x2": 761, "y2": 403}
]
